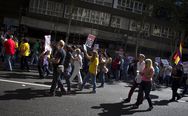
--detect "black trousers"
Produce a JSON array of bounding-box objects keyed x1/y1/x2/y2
[
  {"x1": 171, "y1": 78, "x2": 181, "y2": 100},
  {"x1": 20, "y1": 56, "x2": 29, "y2": 70},
  {"x1": 136, "y1": 81, "x2": 153, "y2": 107}
]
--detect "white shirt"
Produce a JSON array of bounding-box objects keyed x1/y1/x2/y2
[
  {"x1": 73, "y1": 54, "x2": 83, "y2": 69},
  {"x1": 135, "y1": 61, "x2": 145, "y2": 83},
  {"x1": 165, "y1": 65, "x2": 172, "y2": 76}
]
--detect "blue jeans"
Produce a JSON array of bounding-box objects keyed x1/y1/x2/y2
[
  {"x1": 114, "y1": 69, "x2": 120, "y2": 81},
  {"x1": 50, "y1": 69, "x2": 66, "y2": 94},
  {"x1": 4, "y1": 54, "x2": 13, "y2": 71},
  {"x1": 99, "y1": 71, "x2": 105, "y2": 86},
  {"x1": 82, "y1": 72, "x2": 96, "y2": 91}
]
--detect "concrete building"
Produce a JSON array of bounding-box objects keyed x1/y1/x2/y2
[{"x1": 0, "y1": 0, "x2": 188, "y2": 59}]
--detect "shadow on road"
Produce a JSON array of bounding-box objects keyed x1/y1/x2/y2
[
  {"x1": 0, "y1": 88, "x2": 51, "y2": 100},
  {"x1": 92, "y1": 102, "x2": 150, "y2": 116},
  {"x1": 0, "y1": 70, "x2": 53, "y2": 79},
  {"x1": 91, "y1": 94, "x2": 164, "y2": 116},
  {"x1": 0, "y1": 72, "x2": 39, "y2": 79}
]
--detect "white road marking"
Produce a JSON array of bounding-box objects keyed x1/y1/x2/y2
[{"x1": 0, "y1": 79, "x2": 51, "y2": 88}]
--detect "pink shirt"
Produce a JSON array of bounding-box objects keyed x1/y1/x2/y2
[{"x1": 142, "y1": 67, "x2": 154, "y2": 81}]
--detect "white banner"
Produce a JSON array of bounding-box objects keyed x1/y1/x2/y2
[
  {"x1": 94, "y1": 44, "x2": 99, "y2": 50},
  {"x1": 44, "y1": 35, "x2": 52, "y2": 53},
  {"x1": 85, "y1": 34, "x2": 96, "y2": 48},
  {"x1": 183, "y1": 61, "x2": 188, "y2": 74},
  {"x1": 155, "y1": 57, "x2": 161, "y2": 64},
  {"x1": 161, "y1": 59, "x2": 169, "y2": 66}
]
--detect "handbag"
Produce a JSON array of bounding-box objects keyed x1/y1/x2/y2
[{"x1": 57, "y1": 65, "x2": 64, "y2": 73}]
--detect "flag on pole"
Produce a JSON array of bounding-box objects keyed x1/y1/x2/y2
[{"x1": 173, "y1": 41, "x2": 183, "y2": 65}]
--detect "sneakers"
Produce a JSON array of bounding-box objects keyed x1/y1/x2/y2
[
  {"x1": 132, "y1": 104, "x2": 139, "y2": 109},
  {"x1": 177, "y1": 95, "x2": 182, "y2": 100},
  {"x1": 123, "y1": 98, "x2": 130, "y2": 103},
  {"x1": 147, "y1": 106, "x2": 153, "y2": 111},
  {"x1": 169, "y1": 98, "x2": 176, "y2": 102},
  {"x1": 91, "y1": 90, "x2": 96, "y2": 94},
  {"x1": 98, "y1": 85, "x2": 104, "y2": 88}
]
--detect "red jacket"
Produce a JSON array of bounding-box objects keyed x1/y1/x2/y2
[
  {"x1": 112, "y1": 58, "x2": 120, "y2": 70},
  {"x1": 4, "y1": 38, "x2": 16, "y2": 55}
]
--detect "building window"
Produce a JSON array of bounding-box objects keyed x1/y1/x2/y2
[
  {"x1": 133, "y1": 1, "x2": 143, "y2": 14},
  {"x1": 64, "y1": 6, "x2": 110, "y2": 26},
  {"x1": 151, "y1": 24, "x2": 175, "y2": 39},
  {"x1": 29, "y1": 0, "x2": 64, "y2": 18},
  {"x1": 129, "y1": 20, "x2": 150, "y2": 37},
  {"x1": 111, "y1": 16, "x2": 129, "y2": 30},
  {"x1": 152, "y1": 25, "x2": 161, "y2": 37},
  {"x1": 81, "y1": 0, "x2": 113, "y2": 7},
  {"x1": 114, "y1": 0, "x2": 152, "y2": 15}
]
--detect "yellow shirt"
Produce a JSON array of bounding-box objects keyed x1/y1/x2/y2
[
  {"x1": 20, "y1": 42, "x2": 30, "y2": 56},
  {"x1": 89, "y1": 57, "x2": 99, "y2": 75},
  {"x1": 15, "y1": 42, "x2": 18, "y2": 48}
]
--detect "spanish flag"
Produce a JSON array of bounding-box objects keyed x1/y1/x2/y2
[{"x1": 173, "y1": 41, "x2": 183, "y2": 65}]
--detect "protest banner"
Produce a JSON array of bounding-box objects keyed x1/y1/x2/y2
[
  {"x1": 183, "y1": 61, "x2": 188, "y2": 74},
  {"x1": 155, "y1": 57, "x2": 161, "y2": 64},
  {"x1": 44, "y1": 35, "x2": 52, "y2": 53},
  {"x1": 93, "y1": 44, "x2": 99, "y2": 50},
  {"x1": 161, "y1": 59, "x2": 169, "y2": 66},
  {"x1": 85, "y1": 34, "x2": 96, "y2": 48},
  {"x1": 115, "y1": 48, "x2": 124, "y2": 56}
]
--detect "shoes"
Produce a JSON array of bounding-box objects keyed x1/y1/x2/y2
[
  {"x1": 147, "y1": 106, "x2": 153, "y2": 111},
  {"x1": 67, "y1": 90, "x2": 72, "y2": 94},
  {"x1": 48, "y1": 92, "x2": 55, "y2": 96},
  {"x1": 177, "y1": 95, "x2": 181, "y2": 100},
  {"x1": 91, "y1": 90, "x2": 96, "y2": 94},
  {"x1": 98, "y1": 85, "x2": 104, "y2": 88},
  {"x1": 132, "y1": 104, "x2": 139, "y2": 109},
  {"x1": 123, "y1": 98, "x2": 130, "y2": 103},
  {"x1": 79, "y1": 85, "x2": 83, "y2": 91},
  {"x1": 169, "y1": 99, "x2": 176, "y2": 102}
]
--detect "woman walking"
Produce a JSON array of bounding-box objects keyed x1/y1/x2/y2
[
  {"x1": 80, "y1": 50, "x2": 99, "y2": 93},
  {"x1": 133, "y1": 59, "x2": 154, "y2": 111},
  {"x1": 69, "y1": 48, "x2": 83, "y2": 86}
]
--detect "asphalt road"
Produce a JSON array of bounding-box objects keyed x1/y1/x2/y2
[{"x1": 0, "y1": 70, "x2": 188, "y2": 116}]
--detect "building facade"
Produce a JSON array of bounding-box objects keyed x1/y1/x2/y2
[{"x1": 0, "y1": 0, "x2": 188, "y2": 59}]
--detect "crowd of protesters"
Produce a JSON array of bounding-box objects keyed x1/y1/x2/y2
[{"x1": 0, "y1": 32, "x2": 188, "y2": 111}]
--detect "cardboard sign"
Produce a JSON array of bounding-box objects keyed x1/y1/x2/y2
[
  {"x1": 183, "y1": 61, "x2": 188, "y2": 74},
  {"x1": 161, "y1": 59, "x2": 169, "y2": 66},
  {"x1": 44, "y1": 35, "x2": 52, "y2": 53},
  {"x1": 83, "y1": 44, "x2": 87, "y2": 53},
  {"x1": 94, "y1": 44, "x2": 99, "y2": 50},
  {"x1": 155, "y1": 57, "x2": 161, "y2": 64},
  {"x1": 85, "y1": 34, "x2": 96, "y2": 48}
]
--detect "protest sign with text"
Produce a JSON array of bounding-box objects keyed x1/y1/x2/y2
[{"x1": 85, "y1": 34, "x2": 96, "y2": 48}]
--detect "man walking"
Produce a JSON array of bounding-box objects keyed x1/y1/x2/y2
[
  {"x1": 124, "y1": 54, "x2": 145, "y2": 103},
  {"x1": 4, "y1": 34, "x2": 16, "y2": 71},
  {"x1": 49, "y1": 40, "x2": 67, "y2": 96}
]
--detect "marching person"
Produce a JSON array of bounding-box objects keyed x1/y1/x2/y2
[
  {"x1": 49, "y1": 40, "x2": 67, "y2": 96},
  {"x1": 3, "y1": 34, "x2": 16, "y2": 71},
  {"x1": 133, "y1": 59, "x2": 154, "y2": 111},
  {"x1": 69, "y1": 48, "x2": 83, "y2": 87},
  {"x1": 80, "y1": 50, "x2": 99, "y2": 93},
  {"x1": 123, "y1": 54, "x2": 145, "y2": 103},
  {"x1": 169, "y1": 63, "x2": 183, "y2": 102},
  {"x1": 98, "y1": 53, "x2": 108, "y2": 88},
  {"x1": 19, "y1": 38, "x2": 30, "y2": 71},
  {"x1": 62, "y1": 45, "x2": 73, "y2": 93}
]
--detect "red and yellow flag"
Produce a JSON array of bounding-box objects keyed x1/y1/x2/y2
[{"x1": 173, "y1": 41, "x2": 183, "y2": 65}]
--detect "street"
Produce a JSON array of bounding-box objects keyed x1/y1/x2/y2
[{"x1": 0, "y1": 69, "x2": 188, "y2": 116}]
